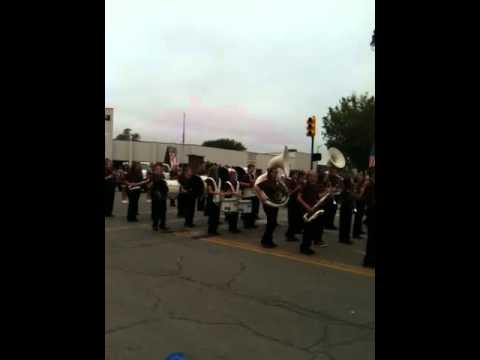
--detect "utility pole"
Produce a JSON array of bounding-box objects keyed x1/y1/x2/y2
[{"x1": 182, "y1": 112, "x2": 186, "y2": 164}]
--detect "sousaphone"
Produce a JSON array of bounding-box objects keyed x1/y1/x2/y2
[
  {"x1": 254, "y1": 146, "x2": 290, "y2": 208},
  {"x1": 326, "y1": 147, "x2": 346, "y2": 169}
]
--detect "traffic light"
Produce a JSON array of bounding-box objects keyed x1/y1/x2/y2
[{"x1": 306, "y1": 115, "x2": 316, "y2": 137}]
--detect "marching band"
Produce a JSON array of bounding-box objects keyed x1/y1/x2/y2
[{"x1": 105, "y1": 146, "x2": 375, "y2": 266}]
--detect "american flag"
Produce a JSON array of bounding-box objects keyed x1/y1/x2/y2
[{"x1": 368, "y1": 144, "x2": 375, "y2": 168}]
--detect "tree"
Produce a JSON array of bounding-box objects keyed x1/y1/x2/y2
[
  {"x1": 202, "y1": 138, "x2": 246, "y2": 151},
  {"x1": 321, "y1": 93, "x2": 374, "y2": 170},
  {"x1": 115, "y1": 128, "x2": 141, "y2": 141}
]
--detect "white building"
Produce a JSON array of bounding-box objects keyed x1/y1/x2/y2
[
  {"x1": 111, "y1": 139, "x2": 318, "y2": 172},
  {"x1": 106, "y1": 106, "x2": 327, "y2": 171},
  {"x1": 105, "y1": 108, "x2": 114, "y2": 159}
]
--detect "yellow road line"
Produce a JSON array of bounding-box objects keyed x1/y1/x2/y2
[
  {"x1": 105, "y1": 225, "x2": 374, "y2": 277},
  {"x1": 206, "y1": 237, "x2": 375, "y2": 278}
]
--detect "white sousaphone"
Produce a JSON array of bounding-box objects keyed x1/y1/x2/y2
[
  {"x1": 326, "y1": 147, "x2": 346, "y2": 169},
  {"x1": 254, "y1": 146, "x2": 291, "y2": 208}
]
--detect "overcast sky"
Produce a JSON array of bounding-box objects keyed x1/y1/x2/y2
[{"x1": 105, "y1": 0, "x2": 375, "y2": 154}]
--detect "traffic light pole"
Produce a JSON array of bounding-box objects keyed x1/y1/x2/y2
[{"x1": 310, "y1": 135, "x2": 314, "y2": 170}]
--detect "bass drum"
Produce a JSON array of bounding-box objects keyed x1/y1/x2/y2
[{"x1": 166, "y1": 179, "x2": 180, "y2": 200}]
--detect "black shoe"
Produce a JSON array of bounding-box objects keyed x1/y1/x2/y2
[
  {"x1": 230, "y1": 229, "x2": 241, "y2": 234},
  {"x1": 340, "y1": 240, "x2": 354, "y2": 245},
  {"x1": 127, "y1": 218, "x2": 138, "y2": 223},
  {"x1": 300, "y1": 248, "x2": 315, "y2": 255},
  {"x1": 325, "y1": 226, "x2": 337, "y2": 230},
  {"x1": 208, "y1": 231, "x2": 221, "y2": 236},
  {"x1": 152, "y1": 225, "x2": 159, "y2": 231},
  {"x1": 286, "y1": 236, "x2": 300, "y2": 242},
  {"x1": 261, "y1": 243, "x2": 277, "y2": 249},
  {"x1": 160, "y1": 225, "x2": 169, "y2": 231},
  {"x1": 185, "y1": 223, "x2": 195, "y2": 228}
]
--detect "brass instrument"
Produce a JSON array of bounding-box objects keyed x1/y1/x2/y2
[
  {"x1": 303, "y1": 191, "x2": 334, "y2": 223},
  {"x1": 254, "y1": 146, "x2": 290, "y2": 208},
  {"x1": 127, "y1": 179, "x2": 149, "y2": 191}
]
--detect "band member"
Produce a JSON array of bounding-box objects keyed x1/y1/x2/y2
[
  {"x1": 145, "y1": 163, "x2": 154, "y2": 203},
  {"x1": 297, "y1": 171, "x2": 329, "y2": 255},
  {"x1": 125, "y1": 162, "x2": 144, "y2": 222},
  {"x1": 178, "y1": 166, "x2": 196, "y2": 227},
  {"x1": 205, "y1": 166, "x2": 223, "y2": 236},
  {"x1": 104, "y1": 158, "x2": 116, "y2": 217},
  {"x1": 363, "y1": 175, "x2": 375, "y2": 268},
  {"x1": 338, "y1": 177, "x2": 354, "y2": 244},
  {"x1": 255, "y1": 168, "x2": 280, "y2": 248},
  {"x1": 169, "y1": 166, "x2": 178, "y2": 207},
  {"x1": 120, "y1": 164, "x2": 129, "y2": 204},
  {"x1": 223, "y1": 169, "x2": 241, "y2": 233},
  {"x1": 295, "y1": 171, "x2": 306, "y2": 235},
  {"x1": 150, "y1": 162, "x2": 169, "y2": 231},
  {"x1": 254, "y1": 168, "x2": 263, "y2": 220},
  {"x1": 177, "y1": 166, "x2": 186, "y2": 218},
  {"x1": 240, "y1": 164, "x2": 257, "y2": 228},
  {"x1": 285, "y1": 170, "x2": 302, "y2": 242},
  {"x1": 352, "y1": 174, "x2": 368, "y2": 239},
  {"x1": 324, "y1": 167, "x2": 341, "y2": 230}
]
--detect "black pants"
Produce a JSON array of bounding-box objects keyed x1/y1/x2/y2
[
  {"x1": 127, "y1": 189, "x2": 141, "y2": 221},
  {"x1": 241, "y1": 197, "x2": 256, "y2": 228},
  {"x1": 177, "y1": 193, "x2": 186, "y2": 217},
  {"x1": 252, "y1": 197, "x2": 260, "y2": 219},
  {"x1": 286, "y1": 200, "x2": 302, "y2": 237},
  {"x1": 226, "y1": 212, "x2": 239, "y2": 232},
  {"x1": 184, "y1": 195, "x2": 196, "y2": 226},
  {"x1": 352, "y1": 200, "x2": 365, "y2": 238},
  {"x1": 339, "y1": 205, "x2": 353, "y2": 243},
  {"x1": 363, "y1": 207, "x2": 376, "y2": 267},
  {"x1": 207, "y1": 202, "x2": 221, "y2": 234},
  {"x1": 262, "y1": 205, "x2": 278, "y2": 245},
  {"x1": 151, "y1": 198, "x2": 166, "y2": 228},
  {"x1": 324, "y1": 198, "x2": 338, "y2": 228},
  {"x1": 302, "y1": 215, "x2": 323, "y2": 250},
  {"x1": 104, "y1": 183, "x2": 115, "y2": 216}
]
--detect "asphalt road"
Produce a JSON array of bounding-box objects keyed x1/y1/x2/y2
[{"x1": 106, "y1": 192, "x2": 375, "y2": 360}]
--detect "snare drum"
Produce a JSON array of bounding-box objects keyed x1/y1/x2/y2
[
  {"x1": 221, "y1": 198, "x2": 238, "y2": 213},
  {"x1": 238, "y1": 199, "x2": 252, "y2": 214},
  {"x1": 166, "y1": 180, "x2": 180, "y2": 200}
]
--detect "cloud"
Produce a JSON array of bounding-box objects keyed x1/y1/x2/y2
[{"x1": 106, "y1": 0, "x2": 375, "y2": 153}]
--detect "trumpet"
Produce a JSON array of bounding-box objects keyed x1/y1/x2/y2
[{"x1": 303, "y1": 190, "x2": 334, "y2": 223}]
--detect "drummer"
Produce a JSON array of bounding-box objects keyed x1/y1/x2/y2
[
  {"x1": 239, "y1": 164, "x2": 257, "y2": 229},
  {"x1": 221, "y1": 169, "x2": 242, "y2": 233}
]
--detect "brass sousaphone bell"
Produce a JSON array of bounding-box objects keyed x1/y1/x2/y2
[
  {"x1": 326, "y1": 147, "x2": 346, "y2": 169},
  {"x1": 254, "y1": 146, "x2": 290, "y2": 208}
]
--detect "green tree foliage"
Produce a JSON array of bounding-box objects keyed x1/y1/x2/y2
[
  {"x1": 321, "y1": 93, "x2": 374, "y2": 169},
  {"x1": 115, "y1": 128, "x2": 141, "y2": 141},
  {"x1": 202, "y1": 138, "x2": 247, "y2": 151}
]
